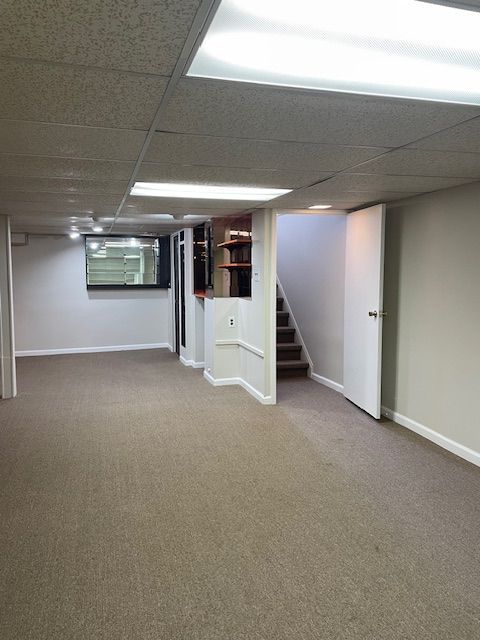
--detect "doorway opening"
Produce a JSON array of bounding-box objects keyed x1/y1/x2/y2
[{"x1": 274, "y1": 205, "x2": 386, "y2": 419}]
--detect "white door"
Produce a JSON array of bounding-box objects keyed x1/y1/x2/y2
[{"x1": 343, "y1": 204, "x2": 386, "y2": 418}]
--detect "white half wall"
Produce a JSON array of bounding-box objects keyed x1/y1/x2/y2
[
  {"x1": 12, "y1": 235, "x2": 170, "y2": 354},
  {"x1": 204, "y1": 210, "x2": 276, "y2": 404},
  {"x1": 277, "y1": 213, "x2": 346, "y2": 387}
]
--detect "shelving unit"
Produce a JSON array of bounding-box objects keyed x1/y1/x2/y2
[
  {"x1": 216, "y1": 227, "x2": 252, "y2": 297},
  {"x1": 218, "y1": 263, "x2": 252, "y2": 269}
]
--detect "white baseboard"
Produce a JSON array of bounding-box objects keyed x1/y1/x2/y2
[
  {"x1": 179, "y1": 355, "x2": 205, "y2": 369},
  {"x1": 203, "y1": 371, "x2": 274, "y2": 405},
  {"x1": 310, "y1": 372, "x2": 344, "y2": 393},
  {"x1": 16, "y1": 343, "x2": 170, "y2": 357},
  {"x1": 382, "y1": 406, "x2": 480, "y2": 468}
]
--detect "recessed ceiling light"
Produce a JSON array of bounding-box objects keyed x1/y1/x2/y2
[
  {"x1": 89, "y1": 241, "x2": 99, "y2": 250},
  {"x1": 188, "y1": 0, "x2": 480, "y2": 105},
  {"x1": 308, "y1": 204, "x2": 332, "y2": 210},
  {"x1": 92, "y1": 225, "x2": 103, "y2": 232},
  {"x1": 69, "y1": 231, "x2": 80, "y2": 239},
  {"x1": 130, "y1": 182, "x2": 291, "y2": 201}
]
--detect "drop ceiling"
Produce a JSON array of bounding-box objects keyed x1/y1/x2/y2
[{"x1": 0, "y1": 0, "x2": 480, "y2": 236}]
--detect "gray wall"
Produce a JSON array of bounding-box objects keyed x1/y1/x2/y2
[
  {"x1": 12, "y1": 235, "x2": 170, "y2": 353},
  {"x1": 383, "y1": 182, "x2": 480, "y2": 453},
  {"x1": 277, "y1": 214, "x2": 346, "y2": 385}
]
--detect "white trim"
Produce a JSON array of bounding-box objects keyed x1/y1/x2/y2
[
  {"x1": 203, "y1": 371, "x2": 274, "y2": 405},
  {"x1": 215, "y1": 338, "x2": 264, "y2": 358},
  {"x1": 16, "y1": 343, "x2": 170, "y2": 357},
  {"x1": 311, "y1": 372, "x2": 344, "y2": 393},
  {"x1": 276, "y1": 277, "x2": 313, "y2": 372},
  {"x1": 382, "y1": 406, "x2": 480, "y2": 468},
  {"x1": 179, "y1": 355, "x2": 205, "y2": 369}
]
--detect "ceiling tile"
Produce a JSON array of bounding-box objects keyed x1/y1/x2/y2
[
  {"x1": 0, "y1": 120, "x2": 146, "y2": 160},
  {"x1": 334, "y1": 173, "x2": 473, "y2": 192},
  {"x1": 407, "y1": 117, "x2": 480, "y2": 153},
  {"x1": 269, "y1": 187, "x2": 420, "y2": 210},
  {"x1": 0, "y1": 155, "x2": 134, "y2": 180},
  {"x1": 0, "y1": 191, "x2": 122, "y2": 207},
  {"x1": 0, "y1": 176, "x2": 128, "y2": 195},
  {"x1": 0, "y1": 59, "x2": 168, "y2": 128},
  {"x1": 0, "y1": 201, "x2": 119, "y2": 216},
  {"x1": 146, "y1": 132, "x2": 388, "y2": 171},
  {"x1": 137, "y1": 162, "x2": 327, "y2": 189},
  {"x1": 161, "y1": 78, "x2": 480, "y2": 147},
  {"x1": 350, "y1": 149, "x2": 480, "y2": 178},
  {"x1": 0, "y1": 0, "x2": 201, "y2": 76}
]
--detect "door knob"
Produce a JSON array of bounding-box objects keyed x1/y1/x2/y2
[
  {"x1": 369, "y1": 310, "x2": 387, "y2": 318},
  {"x1": 368, "y1": 310, "x2": 378, "y2": 318}
]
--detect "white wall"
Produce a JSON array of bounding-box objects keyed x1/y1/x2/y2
[
  {"x1": 12, "y1": 235, "x2": 170, "y2": 354},
  {"x1": 383, "y1": 182, "x2": 480, "y2": 460},
  {"x1": 277, "y1": 213, "x2": 346, "y2": 387}
]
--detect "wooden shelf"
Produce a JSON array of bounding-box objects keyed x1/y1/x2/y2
[
  {"x1": 218, "y1": 263, "x2": 252, "y2": 270},
  {"x1": 217, "y1": 238, "x2": 252, "y2": 249}
]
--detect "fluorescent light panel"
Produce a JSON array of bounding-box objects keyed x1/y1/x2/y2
[
  {"x1": 309, "y1": 204, "x2": 332, "y2": 209},
  {"x1": 188, "y1": 0, "x2": 480, "y2": 105},
  {"x1": 130, "y1": 182, "x2": 291, "y2": 201}
]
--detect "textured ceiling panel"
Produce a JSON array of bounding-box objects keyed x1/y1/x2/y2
[
  {"x1": 137, "y1": 162, "x2": 328, "y2": 189},
  {"x1": 407, "y1": 117, "x2": 480, "y2": 152},
  {"x1": 0, "y1": 120, "x2": 146, "y2": 160},
  {"x1": 0, "y1": 0, "x2": 201, "y2": 76},
  {"x1": 0, "y1": 177, "x2": 128, "y2": 195},
  {"x1": 0, "y1": 201, "x2": 119, "y2": 216},
  {"x1": 333, "y1": 173, "x2": 473, "y2": 192},
  {"x1": 161, "y1": 79, "x2": 480, "y2": 147},
  {"x1": 268, "y1": 187, "x2": 421, "y2": 210},
  {"x1": 0, "y1": 191, "x2": 122, "y2": 207},
  {"x1": 351, "y1": 149, "x2": 480, "y2": 178},
  {"x1": 0, "y1": 155, "x2": 135, "y2": 180},
  {"x1": 0, "y1": 59, "x2": 168, "y2": 128},
  {"x1": 145, "y1": 132, "x2": 388, "y2": 171}
]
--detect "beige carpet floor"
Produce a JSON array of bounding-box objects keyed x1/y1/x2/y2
[{"x1": 0, "y1": 349, "x2": 479, "y2": 639}]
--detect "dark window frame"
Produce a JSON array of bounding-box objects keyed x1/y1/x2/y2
[{"x1": 85, "y1": 234, "x2": 170, "y2": 290}]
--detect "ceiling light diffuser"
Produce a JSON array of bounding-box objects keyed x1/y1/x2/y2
[
  {"x1": 309, "y1": 204, "x2": 332, "y2": 209},
  {"x1": 92, "y1": 225, "x2": 103, "y2": 232},
  {"x1": 69, "y1": 232, "x2": 80, "y2": 239},
  {"x1": 188, "y1": 0, "x2": 480, "y2": 104},
  {"x1": 130, "y1": 182, "x2": 291, "y2": 201}
]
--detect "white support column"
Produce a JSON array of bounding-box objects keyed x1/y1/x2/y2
[{"x1": 0, "y1": 216, "x2": 17, "y2": 399}]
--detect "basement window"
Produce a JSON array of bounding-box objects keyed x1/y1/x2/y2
[{"x1": 85, "y1": 235, "x2": 170, "y2": 289}]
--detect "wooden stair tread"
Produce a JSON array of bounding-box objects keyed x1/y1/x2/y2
[
  {"x1": 277, "y1": 326, "x2": 294, "y2": 332},
  {"x1": 277, "y1": 360, "x2": 309, "y2": 369},
  {"x1": 276, "y1": 343, "x2": 301, "y2": 350}
]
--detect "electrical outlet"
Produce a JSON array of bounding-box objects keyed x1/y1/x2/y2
[{"x1": 228, "y1": 316, "x2": 235, "y2": 327}]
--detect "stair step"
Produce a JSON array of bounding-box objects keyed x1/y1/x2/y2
[
  {"x1": 276, "y1": 310, "x2": 289, "y2": 326},
  {"x1": 276, "y1": 326, "x2": 295, "y2": 343},
  {"x1": 277, "y1": 342, "x2": 302, "y2": 360},
  {"x1": 277, "y1": 359, "x2": 309, "y2": 378},
  {"x1": 277, "y1": 343, "x2": 302, "y2": 360},
  {"x1": 276, "y1": 342, "x2": 301, "y2": 350},
  {"x1": 276, "y1": 296, "x2": 284, "y2": 311},
  {"x1": 277, "y1": 359, "x2": 309, "y2": 369}
]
